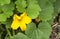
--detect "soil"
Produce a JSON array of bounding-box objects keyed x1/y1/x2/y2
[{"x1": 50, "y1": 14, "x2": 60, "y2": 39}]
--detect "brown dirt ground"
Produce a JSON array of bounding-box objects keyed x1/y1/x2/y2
[{"x1": 50, "y1": 14, "x2": 60, "y2": 39}]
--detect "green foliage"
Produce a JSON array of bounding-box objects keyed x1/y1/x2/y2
[
  {"x1": 0, "y1": 0, "x2": 10, "y2": 6},
  {"x1": 25, "y1": 22, "x2": 36, "y2": 37},
  {"x1": 13, "y1": 33, "x2": 30, "y2": 39},
  {"x1": 15, "y1": 0, "x2": 27, "y2": 13},
  {"x1": 38, "y1": 1, "x2": 54, "y2": 21},
  {"x1": 49, "y1": 0, "x2": 56, "y2": 3},
  {"x1": 0, "y1": 3, "x2": 14, "y2": 22},
  {"x1": 0, "y1": 0, "x2": 60, "y2": 39},
  {"x1": 38, "y1": 21, "x2": 51, "y2": 39},
  {"x1": 25, "y1": 22, "x2": 51, "y2": 39},
  {"x1": 54, "y1": 0, "x2": 60, "y2": 13},
  {"x1": 5, "y1": 18, "x2": 12, "y2": 28},
  {"x1": 26, "y1": 0, "x2": 41, "y2": 19}
]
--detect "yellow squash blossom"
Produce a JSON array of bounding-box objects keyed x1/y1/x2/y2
[{"x1": 11, "y1": 12, "x2": 32, "y2": 31}]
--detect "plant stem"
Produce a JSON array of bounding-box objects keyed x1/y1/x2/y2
[
  {"x1": 6, "y1": 27, "x2": 11, "y2": 39},
  {"x1": 12, "y1": 30, "x2": 15, "y2": 36}
]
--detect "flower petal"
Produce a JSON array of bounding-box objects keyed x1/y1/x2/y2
[
  {"x1": 19, "y1": 21, "x2": 26, "y2": 31},
  {"x1": 13, "y1": 14, "x2": 21, "y2": 21},
  {"x1": 11, "y1": 20, "x2": 20, "y2": 30},
  {"x1": 20, "y1": 12, "x2": 32, "y2": 24},
  {"x1": 22, "y1": 15, "x2": 32, "y2": 24}
]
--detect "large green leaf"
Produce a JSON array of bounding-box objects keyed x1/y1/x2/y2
[
  {"x1": 30, "y1": 29, "x2": 44, "y2": 39},
  {"x1": 39, "y1": 2, "x2": 54, "y2": 21},
  {"x1": 25, "y1": 22, "x2": 42, "y2": 39},
  {"x1": 25, "y1": 22, "x2": 36, "y2": 38},
  {"x1": 13, "y1": 33, "x2": 30, "y2": 39},
  {"x1": 38, "y1": 0, "x2": 48, "y2": 8},
  {"x1": 0, "y1": 14, "x2": 7, "y2": 22},
  {"x1": 54, "y1": 0, "x2": 60, "y2": 13},
  {"x1": 0, "y1": 3, "x2": 14, "y2": 22},
  {"x1": 49, "y1": 0, "x2": 56, "y2": 3},
  {"x1": 26, "y1": 2, "x2": 41, "y2": 19},
  {"x1": 15, "y1": 0, "x2": 27, "y2": 13},
  {"x1": 38, "y1": 21, "x2": 51, "y2": 39},
  {"x1": 27, "y1": 0, "x2": 37, "y2": 4},
  {"x1": 5, "y1": 18, "x2": 12, "y2": 29},
  {"x1": 27, "y1": 21, "x2": 51, "y2": 39},
  {"x1": 0, "y1": 0, "x2": 10, "y2": 6},
  {"x1": 1, "y1": 3, "x2": 14, "y2": 12},
  {"x1": 25, "y1": 21, "x2": 51, "y2": 39}
]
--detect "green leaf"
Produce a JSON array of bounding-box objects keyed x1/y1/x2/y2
[
  {"x1": 38, "y1": 0, "x2": 48, "y2": 8},
  {"x1": 47, "y1": 17, "x2": 54, "y2": 25},
  {"x1": 0, "y1": 0, "x2": 10, "y2": 6},
  {"x1": 0, "y1": 3, "x2": 14, "y2": 22},
  {"x1": 15, "y1": 0, "x2": 27, "y2": 13},
  {"x1": 27, "y1": 0, "x2": 37, "y2": 4},
  {"x1": 4, "y1": 11, "x2": 13, "y2": 18},
  {"x1": 39, "y1": 2, "x2": 54, "y2": 21},
  {"x1": 38, "y1": 21, "x2": 51, "y2": 39},
  {"x1": 28, "y1": 21, "x2": 51, "y2": 39},
  {"x1": 25, "y1": 21, "x2": 51, "y2": 39},
  {"x1": 0, "y1": 14, "x2": 7, "y2": 22},
  {"x1": 25, "y1": 22, "x2": 36, "y2": 37},
  {"x1": 0, "y1": 11, "x2": 13, "y2": 22},
  {"x1": 30, "y1": 29, "x2": 44, "y2": 39},
  {"x1": 1, "y1": 3, "x2": 14, "y2": 12},
  {"x1": 5, "y1": 18, "x2": 12, "y2": 28},
  {"x1": 26, "y1": 2, "x2": 41, "y2": 19},
  {"x1": 49, "y1": 0, "x2": 56, "y2": 3},
  {"x1": 54, "y1": 0, "x2": 60, "y2": 13},
  {"x1": 13, "y1": 33, "x2": 30, "y2": 39}
]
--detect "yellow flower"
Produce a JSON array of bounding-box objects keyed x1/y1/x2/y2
[{"x1": 11, "y1": 12, "x2": 32, "y2": 31}]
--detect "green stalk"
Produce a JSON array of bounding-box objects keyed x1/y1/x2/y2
[{"x1": 6, "y1": 27, "x2": 11, "y2": 39}]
